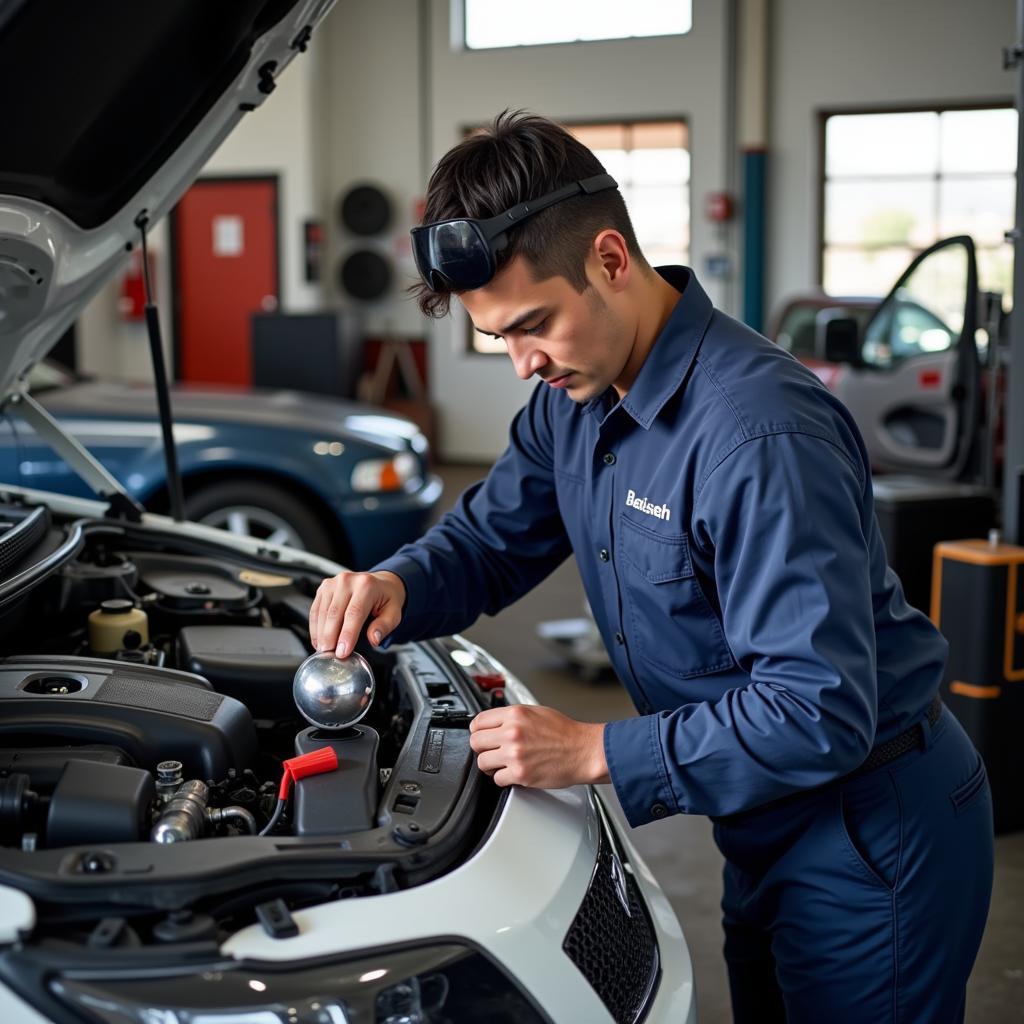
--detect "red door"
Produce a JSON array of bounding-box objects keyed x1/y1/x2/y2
[{"x1": 173, "y1": 177, "x2": 279, "y2": 387}]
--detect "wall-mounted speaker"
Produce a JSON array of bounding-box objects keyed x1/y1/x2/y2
[
  {"x1": 338, "y1": 249, "x2": 392, "y2": 301},
  {"x1": 338, "y1": 183, "x2": 392, "y2": 236},
  {"x1": 335, "y1": 182, "x2": 394, "y2": 302}
]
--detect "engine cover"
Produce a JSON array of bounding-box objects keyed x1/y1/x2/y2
[
  {"x1": 177, "y1": 625, "x2": 308, "y2": 717},
  {"x1": 0, "y1": 658, "x2": 257, "y2": 779}
]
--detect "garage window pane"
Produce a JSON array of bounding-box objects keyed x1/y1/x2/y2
[
  {"x1": 590, "y1": 148, "x2": 630, "y2": 182},
  {"x1": 825, "y1": 113, "x2": 938, "y2": 177},
  {"x1": 569, "y1": 122, "x2": 690, "y2": 270},
  {"x1": 463, "y1": 0, "x2": 692, "y2": 49},
  {"x1": 626, "y1": 184, "x2": 689, "y2": 251},
  {"x1": 938, "y1": 176, "x2": 1015, "y2": 246},
  {"x1": 823, "y1": 247, "x2": 916, "y2": 298},
  {"x1": 821, "y1": 106, "x2": 1017, "y2": 302},
  {"x1": 825, "y1": 179, "x2": 936, "y2": 249},
  {"x1": 940, "y1": 109, "x2": 1018, "y2": 174},
  {"x1": 629, "y1": 147, "x2": 690, "y2": 185},
  {"x1": 977, "y1": 245, "x2": 1014, "y2": 301},
  {"x1": 632, "y1": 121, "x2": 688, "y2": 150},
  {"x1": 570, "y1": 124, "x2": 628, "y2": 151}
]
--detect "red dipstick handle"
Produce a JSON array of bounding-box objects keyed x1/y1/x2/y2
[
  {"x1": 277, "y1": 747, "x2": 339, "y2": 800},
  {"x1": 472, "y1": 672, "x2": 506, "y2": 691}
]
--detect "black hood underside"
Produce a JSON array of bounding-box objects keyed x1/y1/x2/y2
[{"x1": 0, "y1": 0, "x2": 300, "y2": 229}]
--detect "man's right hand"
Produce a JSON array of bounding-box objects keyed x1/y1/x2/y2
[{"x1": 308, "y1": 570, "x2": 406, "y2": 657}]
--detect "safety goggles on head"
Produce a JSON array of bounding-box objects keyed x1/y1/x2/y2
[{"x1": 411, "y1": 172, "x2": 618, "y2": 292}]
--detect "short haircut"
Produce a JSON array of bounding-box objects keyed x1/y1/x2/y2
[{"x1": 413, "y1": 110, "x2": 646, "y2": 318}]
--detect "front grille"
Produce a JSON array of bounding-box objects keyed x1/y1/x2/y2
[{"x1": 563, "y1": 826, "x2": 660, "y2": 1024}]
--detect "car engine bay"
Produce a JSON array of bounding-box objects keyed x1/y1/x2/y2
[{"x1": 0, "y1": 500, "x2": 506, "y2": 945}]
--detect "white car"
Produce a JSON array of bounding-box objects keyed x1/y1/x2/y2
[{"x1": 0, "y1": 3, "x2": 696, "y2": 1022}]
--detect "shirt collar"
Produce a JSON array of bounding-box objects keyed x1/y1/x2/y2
[{"x1": 584, "y1": 266, "x2": 713, "y2": 430}]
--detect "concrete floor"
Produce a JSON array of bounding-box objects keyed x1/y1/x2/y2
[{"x1": 430, "y1": 462, "x2": 1024, "y2": 1024}]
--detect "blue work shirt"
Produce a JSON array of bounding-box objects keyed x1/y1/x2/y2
[{"x1": 374, "y1": 266, "x2": 947, "y2": 826}]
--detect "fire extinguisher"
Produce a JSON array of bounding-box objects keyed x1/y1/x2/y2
[{"x1": 118, "y1": 249, "x2": 154, "y2": 321}]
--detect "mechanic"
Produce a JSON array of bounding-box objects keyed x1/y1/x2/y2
[{"x1": 309, "y1": 111, "x2": 993, "y2": 1023}]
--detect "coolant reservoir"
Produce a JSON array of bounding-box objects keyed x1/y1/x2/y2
[{"x1": 88, "y1": 599, "x2": 149, "y2": 654}]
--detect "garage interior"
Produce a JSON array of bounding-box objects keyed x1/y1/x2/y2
[{"x1": 21, "y1": 0, "x2": 1023, "y2": 1020}]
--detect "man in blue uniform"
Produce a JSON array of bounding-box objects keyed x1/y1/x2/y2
[{"x1": 309, "y1": 112, "x2": 993, "y2": 1022}]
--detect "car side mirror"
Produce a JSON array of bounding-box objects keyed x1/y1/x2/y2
[{"x1": 821, "y1": 317, "x2": 862, "y2": 364}]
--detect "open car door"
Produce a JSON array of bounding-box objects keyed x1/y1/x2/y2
[{"x1": 831, "y1": 236, "x2": 980, "y2": 478}]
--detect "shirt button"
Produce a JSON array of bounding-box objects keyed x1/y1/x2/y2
[
  {"x1": 603, "y1": 452, "x2": 616, "y2": 466},
  {"x1": 651, "y1": 803, "x2": 669, "y2": 819},
  {"x1": 599, "y1": 548, "x2": 609, "y2": 562},
  {"x1": 614, "y1": 631, "x2": 625, "y2": 645}
]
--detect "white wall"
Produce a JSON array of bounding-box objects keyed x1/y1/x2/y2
[
  {"x1": 76, "y1": 223, "x2": 173, "y2": 383},
  {"x1": 77, "y1": 45, "x2": 323, "y2": 382},
  {"x1": 208, "y1": 41, "x2": 323, "y2": 315},
  {"x1": 768, "y1": 0, "x2": 1015, "y2": 312},
  {"x1": 315, "y1": 0, "x2": 423, "y2": 337}
]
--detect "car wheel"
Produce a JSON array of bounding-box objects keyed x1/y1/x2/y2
[{"x1": 183, "y1": 480, "x2": 336, "y2": 555}]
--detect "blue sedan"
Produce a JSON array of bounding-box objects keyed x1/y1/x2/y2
[{"x1": 0, "y1": 362, "x2": 442, "y2": 568}]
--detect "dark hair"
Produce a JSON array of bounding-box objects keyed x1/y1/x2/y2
[{"x1": 413, "y1": 110, "x2": 646, "y2": 318}]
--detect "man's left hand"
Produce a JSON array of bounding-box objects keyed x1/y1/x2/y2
[{"x1": 469, "y1": 704, "x2": 610, "y2": 789}]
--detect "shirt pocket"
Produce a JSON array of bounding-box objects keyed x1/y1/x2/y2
[{"x1": 618, "y1": 514, "x2": 734, "y2": 679}]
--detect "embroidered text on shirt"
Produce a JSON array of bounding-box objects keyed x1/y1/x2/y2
[{"x1": 626, "y1": 489, "x2": 672, "y2": 522}]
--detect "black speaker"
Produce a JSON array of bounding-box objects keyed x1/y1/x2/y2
[
  {"x1": 338, "y1": 250, "x2": 392, "y2": 301},
  {"x1": 336, "y1": 182, "x2": 394, "y2": 302},
  {"x1": 338, "y1": 183, "x2": 392, "y2": 236}
]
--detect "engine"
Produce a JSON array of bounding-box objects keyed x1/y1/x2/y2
[{"x1": 0, "y1": 529, "x2": 494, "y2": 858}]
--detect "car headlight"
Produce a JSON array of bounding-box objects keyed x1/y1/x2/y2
[
  {"x1": 351, "y1": 452, "x2": 421, "y2": 493},
  {"x1": 49, "y1": 942, "x2": 547, "y2": 1024}
]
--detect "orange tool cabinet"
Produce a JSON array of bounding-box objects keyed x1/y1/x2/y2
[{"x1": 931, "y1": 537, "x2": 1024, "y2": 833}]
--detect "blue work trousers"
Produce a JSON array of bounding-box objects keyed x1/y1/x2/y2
[{"x1": 712, "y1": 704, "x2": 994, "y2": 1023}]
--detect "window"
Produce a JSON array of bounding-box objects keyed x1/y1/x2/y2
[
  {"x1": 861, "y1": 241, "x2": 969, "y2": 369},
  {"x1": 572, "y1": 121, "x2": 690, "y2": 267},
  {"x1": 820, "y1": 107, "x2": 1016, "y2": 303},
  {"x1": 462, "y1": 0, "x2": 691, "y2": 50},
  {"x1": 470, "y1": 119, "x2": 690, "y2": 354}
]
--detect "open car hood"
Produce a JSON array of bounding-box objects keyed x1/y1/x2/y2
[{"x1": 0, "y1": 0, "x2": 334, "y2": 401}]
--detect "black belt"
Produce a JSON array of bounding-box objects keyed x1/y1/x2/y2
[
  {"x1": 715, "y1": 695, "x2": 943, "y2": 825},
  {"x1": 845, "y1": 693, "x2": 942, "y2": 780}
]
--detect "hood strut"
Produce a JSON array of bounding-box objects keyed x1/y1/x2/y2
[
  {"x1": 136, "y1": 213, "x2": 185, "y2": 523},
  {"x1": 7, "y1": 390, "x2": 145, "y2": 521}
]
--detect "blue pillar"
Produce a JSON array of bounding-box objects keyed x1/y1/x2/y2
[{"x1": 742, "y1": 147, "x2": 767, "y2": 333}]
